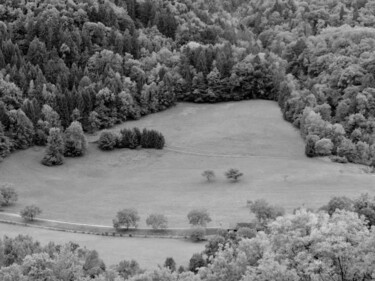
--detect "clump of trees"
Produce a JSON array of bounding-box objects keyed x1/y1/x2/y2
[{"x1": 98, "y1": 127, "x2": 165, "y2": 151}]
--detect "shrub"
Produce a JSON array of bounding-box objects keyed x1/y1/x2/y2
[
  {"x1": 190, "y1": 227, "x2": 206, "y2": 242},
  {"x1": 164, "y1": 257, "x2": 176, "y2": 272},
  {"x1": 64, "y1": 121, "x2": 87, "y2": 157},
  {"x1": 20, "y1": 205, "x2": 42, "y2": 221},
  {"x1": 225, "y1": 168, "x2": 243, "y2": 182},
  {"x1": 98, "y1": 131, "x2": 117, "y2": 151},
  {"x1": 118, "y1": 128, "x2": 138, "y2": 149},
  {"x1": 315, "y1": 138, "x2": 333, "y2": 156},
  {"x1": 113, "y1": 209, "x2": 140, "y2": 230},
  {"x1": 187, "y1": 209, "x2": 212, "y2": 226},
  {"x1": 0, "y1": 183, "x2": 18, "y2": 206},
  {"x1": 146, "y1": 213, "x2": 168, "y2": 230},
  {"x1": 202, "y1": 170, "x2": 215, "y2": 182},
  {"x1": 42, "y1": 127, "x2": 64, "y2": 166},
  {"x1": 330, "y1": 155, "x2": 348, "y2": 164},
  {"x1": 140, "y1": 129, "x2": 165, "y2": 149},
  {"x1": 237, "y1": 227, "x2": 256, "y2": 239}
]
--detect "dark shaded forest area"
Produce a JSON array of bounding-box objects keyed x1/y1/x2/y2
[{"x1": 1, "y1": 0, "x2": 375, "y2": 165}]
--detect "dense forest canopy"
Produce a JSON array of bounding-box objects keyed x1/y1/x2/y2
[{"x1": 0, "y1": 0, "x2": 375, "y2": 165}]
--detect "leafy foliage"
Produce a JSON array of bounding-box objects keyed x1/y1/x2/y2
[
  {"x1": 225, "y1": 169, "x2": 243, "y2": 182},
  {"x1": 0, "y1": 183, "x2": 18, "y2": 206},
  {"x1": 41, "y1": 128, "x2": 64, "y2": 166}
]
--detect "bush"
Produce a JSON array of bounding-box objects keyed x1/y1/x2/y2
[
  {"x1": 0, "y1": 183, "x2": 18, "y2": 206},
  {"x1": 42, "y1": 127, "x2": 64, "y2": 166},
  {"x1": 330, "y1": 155, "x2": 348, "y2": 163},
  {"x1": 113, "y1": 209, "x2": 140, "y2": 230},
  {"x1": 315, "y1": 138, "x2": 333, "y2": 156},
  {"x1": 64, "y1": 121, "x2": 87, "y2": 157},
  {"x1": 202, "y1": 170, "x2": 215, "y2": 182},
  {"x1": 140, "y1": 129, "x2": 165, "y2": 149},
  {"x1": 164, "y1": 257, "x2": 176, "y2": 272},
  {"x1": 190, "y1": 227, "x2": 206, "y2": 242},
  {"x1": 248, "y1": 199, "x2": 285, "y2": 224},
  {"x1": 187, "y1": 209, "x2": 212, "y2": 226},
  {"x1": 225, "y1": 168, "x2": 243, "y2": 182},
  {"x1": 237, "y1": 227, "x2": 256, "y2": 239},
  {"x1": 98, "y1": 131, "x2": 117, "y2": 151},
  {"x1": 117, "y1": 128, "x2": 139, "y2": 149},
  {"x1": 20, "y1": 205, "x2": 42, "y2": 221},
  {"x1": 146, "y1": 213, "x2": 168, "y2": 230}
]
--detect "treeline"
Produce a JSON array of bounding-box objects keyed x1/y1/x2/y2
[{"x1": 1, "y1": 0, "x2": 375, "y2": 165}]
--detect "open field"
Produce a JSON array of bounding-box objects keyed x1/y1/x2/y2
[
  {"x1": 0, "y1": 224, "x2": 204, "y2": 268},
  {"x1": 0, "y1": 100, "x2": 374, "y2": 228}
]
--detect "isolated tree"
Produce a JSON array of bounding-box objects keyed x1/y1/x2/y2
[
  {"x1": 0, "y1": 183, "x2": 18, "y2": 206},
  {"x1": 113, "y1": 208, "x2": 140, "y2": 230},
  {"x1": 225, "y1": 168, "x2": 243, "y2": 182},
  {"x1": 64, "y1": 121, "x2": 87, "y2": 157},
  {"x1": 98, "y1": 131, "x2": 117, "y2": 151},
  {"x1": 164, "y1": 257, "x2": 176, "y2": 272},
  {"x1": 202, "y1": 170, "x2": 215, "y2": 182},
  {"x1": 42, "y1": 128, "x2": 64, "y2": 166},
  {"x1": 20, "y1": 205, "x2": 42, "y2": 221},
  {"x1": 187, "y1": 209, "x2": 212, "y2": 227},
  {"x1": 146, "y1": 213, "x2": 168, "y2": 230}
]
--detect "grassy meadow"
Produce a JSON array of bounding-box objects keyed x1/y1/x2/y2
[{"x1": 0, "y1": 100, "x2": 374, "y2": 228}]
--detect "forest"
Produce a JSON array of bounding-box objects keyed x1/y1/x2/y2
[{"x1": 1, "y1": 0, "x2": 375, "y2": 165}]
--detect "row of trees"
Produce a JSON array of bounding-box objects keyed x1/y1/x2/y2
[
  {"x1": 2, "y1": 194, "x2": 375, "y2": 280},
  {"x1": 98, "y1": 127, "x2": 165, "y2": 150}
]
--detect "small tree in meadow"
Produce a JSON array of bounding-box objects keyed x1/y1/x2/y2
[
  {"x1": 113, "y1": 208, "x2": 140, "y2": 230},
  {"x1": 118, "y1": 128, "x2": 138, "y2": 149},
  {"x1": 225, "y1": 168, "x2": 243, "y2": 182},
  {"x1": 202, "y1": 170, "x2": 215, "y2": 182},
  {"x1": 20, "y1": 205, "x2": 42, "y2": 221},
  {"x1": 146, "y1": 213, "x2": 168, "y2": 230},
  {"x1": 42, "y1": 127, "x2": 64, "y2": 166},
  {"x1": 187, "y1": 209, "x2": 212, "y2": 227},
  {"x1": 98, "y1": 131, "x2": 117, "y2": 151},
  {"x1": 0, "y1": 183, "x2": 18, "y2": 206}
]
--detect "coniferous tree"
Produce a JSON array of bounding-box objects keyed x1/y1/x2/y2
[{"x1": 42, "y1": 128, "x2": 64, "y2": 166}]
